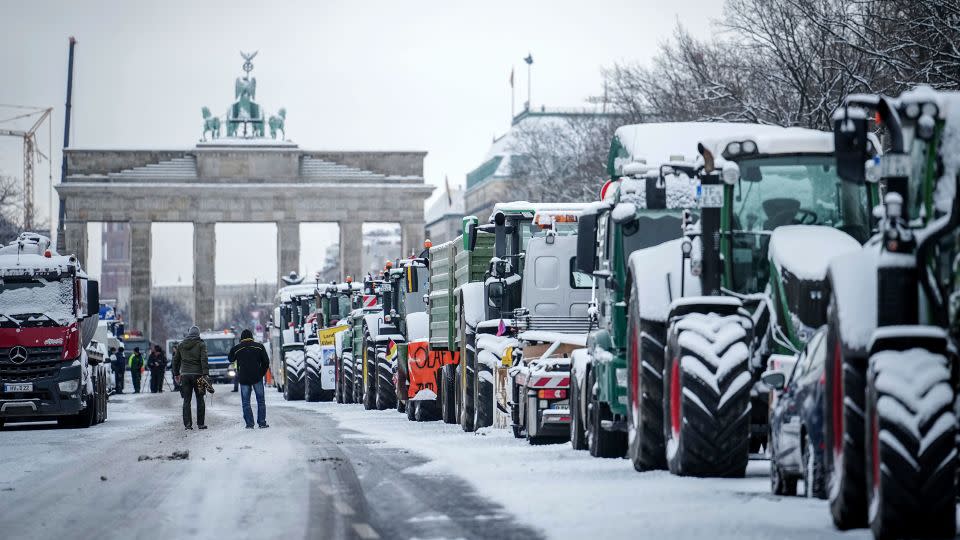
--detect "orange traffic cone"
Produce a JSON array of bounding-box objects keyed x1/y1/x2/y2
[{"x1": 265, "y1": 369, "x2": 274, "y2": 386}]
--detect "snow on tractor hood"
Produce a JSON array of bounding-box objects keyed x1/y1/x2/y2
[
  {"x1": 275, "y1": 283, "x2": 317, "y2": 303},
  {"x1": 697, "y1": 126, "x2": 833, "y2": 163},
  {"x1": 768, "y1": 226, "x2": 861, "y2": 281},
  {"x1": 628, "y1": 238, "x2": 702, "y2": 323},
  {"x1": 611, "y1": 122, "x2": 770, "y2": 176}
]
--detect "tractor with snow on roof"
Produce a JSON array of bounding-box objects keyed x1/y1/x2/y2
[{"x1": 823, "y1": 87, "x2": 960, "y2": 540}]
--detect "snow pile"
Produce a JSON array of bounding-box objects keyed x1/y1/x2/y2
[
  {"x1": 405, "y1": 312, "x2": 429, "y2": 341},
  {"x1": 460, "y1": 282, "x2": 486, "y2": 328},
  {"x1": 698, "y1": 126, "x2": 832, "y2": 161},
  {"x1": 518, "y1": 330, "x2": 587, "y2": 347},
  {"x1": 476, "y1": 333, "x2": 521, "y2": 369},
  {"x1": 827, "y1": 239, "x2": 879, "y2": 350},
  {"x1": 768, "y1": 226, "x2": 860, "y2": 280},
  {"x1": 612, "y1": 122, "x2": 763, "y2": 174},
  {"x1": 629, "y1": 238, "x2": 702, "y2": 322}
]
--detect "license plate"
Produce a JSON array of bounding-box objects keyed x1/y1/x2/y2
[
  {"x1": 4, "y1": 383, "x2": 33, "y2": 392},
  {"x1": 551, "y1": 401, "x2": 569, "y2": 410},
  {"x1": 699, "y1": 184, "x2": 724, "y2": 208}
]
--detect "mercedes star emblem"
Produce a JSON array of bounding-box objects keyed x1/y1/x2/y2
[{"x1": 8, "y1": 346, "x2": 28, "y2": 365}]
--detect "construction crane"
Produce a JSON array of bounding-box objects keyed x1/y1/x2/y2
[{"x1": 0, "y1": 105, "x2": 53, "y2": 231}]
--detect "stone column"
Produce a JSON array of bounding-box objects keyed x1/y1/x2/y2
[
  {"x1": 193, "y1": 222, "x2": 216, "y2": 330},
  {"x1": 401, "y1": 221, "x2": 425, "y2": 259},
  {"x1": 129, "y1": 221, "x2": 152, "y2": 337},
  {"x1": 62, "y1": 220, "x2": 88, "y2": 268},
  {"x1": 339, "y1": 221, "x2": 363, "y2": 281},
  {"x1": 276, "y1": 221, "x2": 300, "y2": 284}
]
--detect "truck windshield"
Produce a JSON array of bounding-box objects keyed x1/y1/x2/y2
[
  {"x1": 0, "y1": 275, "x2": 74, "y2": 326},
  {"x1": 205, "y1": 338, "x2": 236, "y2": 356},
  {"x1": 729, "y1": 154, "x2": 869, "y2": 294}
]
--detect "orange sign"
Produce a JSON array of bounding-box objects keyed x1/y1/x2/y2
[{"x1": 406, "y1": 340, "x2": 436, "y2": 398}]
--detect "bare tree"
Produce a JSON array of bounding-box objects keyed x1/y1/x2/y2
[
  {"x1": 0, "y1": 174, "x2": 23, "y2": 244},
  {"x1": 507, "y1": 114, "x2": 621, "y2": 202},
  {"x1": 603, "y1": 0, "x2": 960, "y2": 130}
]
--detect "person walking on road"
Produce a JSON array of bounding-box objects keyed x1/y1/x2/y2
[
  {"x1": 111, "y1": 346, "x2": 126, "y2": 394},
  {"x1": 129, "y1": 347, "x2": 145, "y2": 393},
  {"x1": 228, "y1": 329, "x2": 270, "y2": 429},
  {"x1": 147, "y1": 345, "x2": 165, "y2": 393},
  {"x1": 173, "y1": 326, "x2": 209, "y2": 430}
]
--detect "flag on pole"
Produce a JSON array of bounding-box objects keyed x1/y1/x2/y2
[
  {"x1": 387, "y1": 338, "x2": 398, "y2": 361},
  {"x1": 509, "y1": 67, "x2": 514, "y2": 88},
  {"x1": 524, "y1": 53, "x2": 534, "y2": 65},
  {"x1": 445, "y1": 175, "x2": 452, "y2": 205}
]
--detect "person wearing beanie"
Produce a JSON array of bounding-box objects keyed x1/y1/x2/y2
[
  {"x1": 173, "y1": 325, "x2": 210, "y2": 430},
  {"x1": 228, "y1": 329, "x2": 270, "y2": 429}
]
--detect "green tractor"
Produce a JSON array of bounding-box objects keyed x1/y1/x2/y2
[{"x1": 825, "y1": 88, "x2": 959, "y2": 539}]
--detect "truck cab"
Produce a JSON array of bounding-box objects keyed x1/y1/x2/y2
[
  {"x1": 0, "y1": 233, "x2": 107, "y2": 428},
  {"x1": 270, "y1": 283, "x2": 318, "y2": 400}
]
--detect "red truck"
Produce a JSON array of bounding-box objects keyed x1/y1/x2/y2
[{"x1": 0, "y1": 233, "x2": 107, "y2": 428}]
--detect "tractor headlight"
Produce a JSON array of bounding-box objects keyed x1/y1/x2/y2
[
  {"x1": 904, "y1": 102, "x2": 920, "y2": 119},
  {"x1": 725, "y1": 142, "x2": 741, "y2": 156},
  {"x1": 58, "y1": 378, "x2": 80, "y2": 393},
  {"x1": 741, "y1": 140, "x2": 757, "y2": 154},
  {"x1": 228, "y1": 370, "x2": 236, "y2": 378},
  {"x1": 681, "y1": 240, "x2": 693, "y2": 256}
]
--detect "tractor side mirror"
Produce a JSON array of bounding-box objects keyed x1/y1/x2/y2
[
  {"x1": 87, "y1": 280, "x2": 100, "y2": 317},
  {"x1": 462, "y1": 216, "x2": 479, "y2": 252},
  {"x1": 833, "y1": 110, "x2": 869, "y2": 184},
  {"x1": 761, "y1": 370, "x2": 786, "y2": 390},
  {"x1": 576, "y1": 213, "x2": 598, "y2": 274}
]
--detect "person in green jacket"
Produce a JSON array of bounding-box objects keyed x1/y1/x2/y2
[
  {"x1": 128, "y1": 347, "x2": 145, "y2": 393},
  {"x1": 173, "y1": 326, "x2": 210, "y2": 430}
]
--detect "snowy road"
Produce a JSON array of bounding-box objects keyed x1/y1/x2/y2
[
  {"x1": 0, "y1": 385, "x2": 537, "y2": 540},
  {"x1": 0, "y1": 382, "x2": 891, "y2": 540}
]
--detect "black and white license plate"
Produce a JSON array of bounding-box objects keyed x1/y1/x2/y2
[{"x1": 4, "y1": 382, "x2": 33, "y2": 393}]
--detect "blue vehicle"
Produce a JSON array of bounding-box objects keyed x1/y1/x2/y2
[{"x1": 762, "y1": 327, "x2": 828, "y2": 498}]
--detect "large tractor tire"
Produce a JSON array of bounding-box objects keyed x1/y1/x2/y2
[
  {"x1": 283, "y1": 350, "x2": 305, "y2": 401},
  {"x1": 824, "y1": 300, "x2": 868, "y2": 529},
  {"x1": 460, "y1": 330, "x2": 477, "y2": 433},
  {"x1": 803, "y1": 432, "x2": 826, "y2": 499},
  {"x1": 362, "y1": 333, "x2": 376, "y2": 410},
  {"x1": 474, "y1": 360, "x2": 494, "y2": 430},
  {"x1": 627, "y1": 284, "x2": 668, "y2": 471},
  {"x1": 417, "y1": 397, "x2": 441, "y2": 422},
  {"x1": 569, "y1": 368, "x2": 588, "y2": 450},
  {"x1": 375, "y1": 344, "x2": 397, "y2": 411},
  {"x1": 586, "y1": 367, "x2": 627, "y2": 458},
  {"x1": 342, "y1": 351, "x2": 354, "y2": 404},
  {"x1": 304, "y1": 349, "x2": 323, "y2": 403},
  {"x1": 406, "y1": 398, "x2": 417, "y2": 421},
  {"x1": 663, "y1": 312, "x2": 750, "y2": 477},
  {"x1": 864, "y1": 349, "x2": 956, "y2": 540},
  {"x1": 440, "y1": 363, "x2": 457, "y2": 424}
]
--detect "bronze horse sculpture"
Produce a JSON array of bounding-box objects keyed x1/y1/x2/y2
[
  {"x1": 269, "y1": 108, "x2": 286, "y2": 140},
  {"x1": 201, "y1": 107, "x2": 221, "y2": 141}
]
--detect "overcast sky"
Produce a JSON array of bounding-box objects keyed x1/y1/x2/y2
[{"x1": 1, "y1": 0, "x2": 722, "y2": 285}]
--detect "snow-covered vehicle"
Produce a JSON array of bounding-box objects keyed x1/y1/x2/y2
[
  {"x1": 0, "y1": 233, "x2": 108, "y2": 428},
  {"x1": 573, "y1": 122, "x2": 742, "y2": 464},
  {"x1": 314, "y1": 280, "x2": 360, "y2": 404},
  {"x1": 622, "y1": 124, "x2": 875, "y2": 478},
  {"x1": 461, "y1": 202, "x2": 588, "y2": 432},
  {"x1": 344, "y1": 275, "x2": 394, "y2": 410},
  {"x1": 479, "y1": 226, "x2": 591, "y2": 443},
  {"x1": 824, "y1": 88, "x2": 959, "y2": 539},
  {"x1": 762, "y1": 327, "x2": 828, "y2": 498},
  {"x1": 270, "y1": 282, "x2": 317, "y2": 400},
  {"x1": 371, "y1": 257, "x2": 430, "y2": 419}
]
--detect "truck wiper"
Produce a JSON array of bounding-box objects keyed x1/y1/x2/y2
[
  {"x1": 22, "y1": 312, "x2": 60, "y2": 325},
  {"x1": 0, "y1": 313, "x2": 21, "y2": 328}
]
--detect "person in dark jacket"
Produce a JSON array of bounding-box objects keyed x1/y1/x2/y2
[
  {"x1": 111, "y1": 346, "x2": 126, "y2": 394},
  {"x1": 129, "y1": 347, "x2": 145, "y2": 393},
  {"x1": 173, "y1": 326, "x2": 210, "y2": 430},
  {"x1": 171, "y1": 344, "x2": 181, "y2": 391},
  {"x1": 228, "y1": 329, "x2": 270, "y2": 429},
  {"x1": 147, "y1": 345, "x2": 165, "y2": 393}
]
